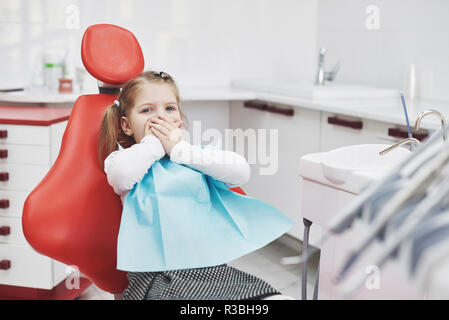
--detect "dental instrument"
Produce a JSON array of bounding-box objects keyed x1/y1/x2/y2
[
  {"x1": 400, "y1": 92, "x2": 413, "y2": 141},
  {"x1": 334, "y1": 145, "x2": 449, "y2": 283}
]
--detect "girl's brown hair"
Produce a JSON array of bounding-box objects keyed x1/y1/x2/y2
[{"x1": 97, "y1": 70, "x2": 186, "y2": 167}]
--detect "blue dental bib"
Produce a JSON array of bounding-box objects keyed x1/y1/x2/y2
[{"x1": 117, "y1": 155, "x2": 294, "y2": 272}]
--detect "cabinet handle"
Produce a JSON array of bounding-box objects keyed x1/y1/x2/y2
[
  {"x1": 0, "y1": 130, "x2": 7, "y2": 139},
  {"x1": 0, "y1": 260, "x2": 11, "y2": 270},
  {"x1": 0, "y1": 149, "x2": 7, "y2": 159},
  {"x1": 265, "y1": 105, "x2": 294, "y2": 116},
  {"x1": 244, "y1": 101, "x2": 294, "y2": 117},
  {"x1": 0, "y1": 173, "x2": 8, "y2": 181},
  {"x1": 244, "y1": 101, "x2": 263, "y2": 110},
  {"x1": 0, "y1": 226, "x2": 10, "y2": 236},
  {"x1": 388, "y1": 128, "x2": 429, "y2": 142},
  {"x1": 328, "y1": 116, "x2": 363, "y2": 130},
  {"x1": 0, "y1": 199, "x2": 9, "y2": 208}
]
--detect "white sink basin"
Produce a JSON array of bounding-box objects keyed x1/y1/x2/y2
[
  {"x1": 232, "y1": 81, "x2": 399, "y2": 100},
  {"x1": 321, "y1": 144, "x2": 411, "y2": 185}
]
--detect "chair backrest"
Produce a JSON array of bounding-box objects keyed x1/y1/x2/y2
[{"x1": 22, "y1": 24, "x2": 144, "y2": 293}]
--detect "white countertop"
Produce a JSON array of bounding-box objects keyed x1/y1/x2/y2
[
  {"x1": 0, "y1": 86, "x2": 256, "y2": 104},
  {"x1": 0, "y1": 90, "x2": 85, "y2": 104},
  {"x1": 1, "y1": 83, "x2": 448, "y2": 130}
]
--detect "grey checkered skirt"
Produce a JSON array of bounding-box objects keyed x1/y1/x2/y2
[{"x1": 121, "y1": 264, "x2": 281, "y2": 300}]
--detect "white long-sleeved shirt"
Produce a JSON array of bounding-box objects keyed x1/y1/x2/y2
[{"x1": 104, "y1": 135, "x2": 250, "y2": 202}]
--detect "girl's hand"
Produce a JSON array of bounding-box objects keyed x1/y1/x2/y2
[
  {"x1": 150, "y1": 116, "x2": 183, "y2": 156},
  {"x1": 144, "y1": 118, "x2": 155, "y2": 138}
]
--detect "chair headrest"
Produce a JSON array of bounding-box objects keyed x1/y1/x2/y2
[{"x1": 81, "y1": 24, "x2": 144, "y2": 86}]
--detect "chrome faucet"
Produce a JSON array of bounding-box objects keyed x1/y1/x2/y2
[
  {"x1": 415, "y1": 109, "x2": 447, "y2": 141},
  {"x1": 379, "y1": 137, "x2": 420, "y2": 156},
  {"x1": 316, "y1": 48, "x2": 340, "y2": 86}
]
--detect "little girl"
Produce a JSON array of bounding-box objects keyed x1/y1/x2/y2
[{"x1": 99, "y1": 70, "x2": 294, "y2": 300}]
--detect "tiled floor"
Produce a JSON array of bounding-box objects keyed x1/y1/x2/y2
[{"x1": 77, "y1": 234, "x2": 320, "y2": 300}]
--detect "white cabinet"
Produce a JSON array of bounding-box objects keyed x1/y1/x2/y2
[
  {"x1": 319, "y1": 111, "x2": 426, "y2": 152},
  {"x1": 0, "y1": 120, "x2": 70, "y2": 290},
  {"x1": 230, "y1": 101, "x2": 321, "y2": 241}
]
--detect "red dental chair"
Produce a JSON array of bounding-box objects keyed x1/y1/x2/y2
[{"x1": 21, "y1": 24, "x2": 246, "y2": 296}]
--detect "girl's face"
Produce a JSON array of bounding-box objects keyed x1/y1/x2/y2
[{"x1": 121, "y1": 82, "x2": 182, "y2": 143}]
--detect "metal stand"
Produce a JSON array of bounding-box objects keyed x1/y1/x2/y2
[
  {"x1": 302, "y1": 218, "x2": 320, "y2": 300},
  {"x1": 313, "y1": 260, "x2": 320, "y2": 300}
]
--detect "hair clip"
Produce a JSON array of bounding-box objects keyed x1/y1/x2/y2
[
  {"x1": 114, "y1": 100, "x2": 120, "y2": 107},
  {"x1": 159, "y1": 71, "x2": 167, "y2": 78}
]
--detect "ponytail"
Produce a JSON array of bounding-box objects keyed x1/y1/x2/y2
[{"x1": 97, "y1": 103, "x2": 135, "y2": 169}]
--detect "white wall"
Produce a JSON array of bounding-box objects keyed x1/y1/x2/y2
[
  {"x1": 0, "y1": 0, "x2": 318, "y2": 90},
  {"x1": 2, "y1": 0, "x2": 447, "y2": 102},
  {"x1": 317, "y1": 0, "x2": 449, "y2": 102}
]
